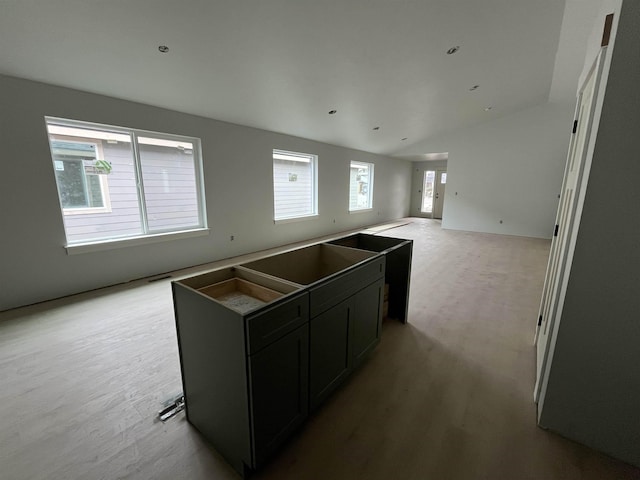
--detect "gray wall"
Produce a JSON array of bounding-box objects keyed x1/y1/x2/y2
[
  {"x1": 539, "y1": 0, "x2": 640, "y2": 466},
  {"x1": 0, "y1": 75, "x2": 411, "y2": 311}
]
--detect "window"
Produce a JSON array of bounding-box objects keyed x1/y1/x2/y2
[
  {"x1": 51, "y1": 140, "x2": 111, "y2": 214},
  {"x1": 46, "y1": 118, "x2": 206, "y2": 246},
  {"x1": 273, "y1": 149, "x2": 317, "y2": 221},
  {"x1": 421, "y1": 170, "x2": 435, "y2": 213},
  {"x1": 349, "y1": 161, "x2": 374, "y2": 211}
]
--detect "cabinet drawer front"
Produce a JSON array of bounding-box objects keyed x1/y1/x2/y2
[
  {"x1": 310, "y1": 257, "x2": 385, "y2": 317},
  {"x1": 246, "y1": 292, "x2": 309, "y2": 354}
]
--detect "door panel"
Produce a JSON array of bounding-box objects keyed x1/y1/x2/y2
[
  {"x1": 352, "y1": 280, "x2": 383, "y2": 367},
  {"x1": 421, "y1": 170, "x2": 435, "y2": 214},
  {"x1": 249, "y1": 324, "x2": 309, "y2": 467},
  {"x1": 309, "y1": 299, "x2": 352, "y2": 410},
  {"x1": 433, "y1": 169, "x2": 447, "y2": 219},
  {"x1": 534, "y1": 49, "x2": 606, "y2": 403}
]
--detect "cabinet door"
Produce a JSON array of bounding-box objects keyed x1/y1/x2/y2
[
  {"x1": 309, "y1": 298, "x2": 352, "y2": 410},
  {"x1": 248, "y1": 324, "x2": 309, "y2": 468},
  {"x1": 352, "y1": 279, "x2": 383, "y2": 367}
]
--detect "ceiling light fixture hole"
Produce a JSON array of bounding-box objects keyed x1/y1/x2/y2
[
  {"x1": 328, "y1": 110, "x2": 337, "y2": 115},
  {"x1": 158, "y1": 45, "x2": 169, "y2": 53},
  {"x1": 373, "y1": 126, "x2": 380, "y2": 131},
  {"x1": 446, "y1": 46, "x2": 460, "y2": 55},
  {"x1": 469, "y1": 85, "x2": 480, "y2": 91}
]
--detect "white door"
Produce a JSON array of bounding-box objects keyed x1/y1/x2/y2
[
  {"x1": 420, "y1": 170, "x2": 436, "y2": 215},
  {"x1": 534, "y1": 48, "x2": 606, "y2": 403},
  {"x1": 433, "y1": 170, "x2": 447, "y2": 219}
]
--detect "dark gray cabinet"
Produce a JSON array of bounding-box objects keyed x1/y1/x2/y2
[
  {"x1": 172, "y1": 238, "x2": 404, "y2": 476},
  {"x1": 248, "y1": 323, "x2": 309, "y2": 467},
  {"x1": 327, "y1": 233, "x2": 413, "y2": 323},
  {"x1": 352, "y1": 279, "x2": 384, "y2": 367},
  {"x1": 309, "y1": 276, "x2": 384, "y2": 410},
  {"x1": 173, "y1": 268, "x2": 308, "y2": 475}
]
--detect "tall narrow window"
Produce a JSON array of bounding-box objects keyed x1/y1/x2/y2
[
  {"x1": 349, "y1": 161, "x2": 374, "y2": 211},
  {"x1": 421, "y1": 170, "x2": 436, "y2": 213},
  {"x1": 46, "y1": 117, "x2": 206, "y2": 245},
  {"x1": 273, "y1": 149, "x2": 318, "y2": 221}
]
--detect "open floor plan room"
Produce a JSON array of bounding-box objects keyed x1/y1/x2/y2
[{"x1": 1, "y1": 219, "x2": 638, "y2": 480}]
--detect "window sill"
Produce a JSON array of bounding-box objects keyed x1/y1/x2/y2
[
  {"x1": 274, "y1": 214, "x2": 319, "y2": 225},
  {"x1": 65, "y1": 228, "x2": 210, "y2": 255},
  {"x1": 348, "y1": 208, "x2": 374, "y2": 214}
]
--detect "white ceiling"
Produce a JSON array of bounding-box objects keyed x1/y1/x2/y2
[{"x1": 0, "y1": 0, "x2": 567, "y2": 156}]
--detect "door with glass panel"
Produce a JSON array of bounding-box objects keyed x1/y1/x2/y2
[
  {"x1": 433, "y1": 170, "x2": 447, "y2": 219},
  {"x1": 420, "y1": 170, "x2": 436, "y2": 216}
]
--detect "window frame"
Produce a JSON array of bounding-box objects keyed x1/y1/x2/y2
[
  {"x1": 348, "y1": 160, "x2": 375, "y2": 212},
  {"x1": 272, "y1": 149, "x2": 318, "y2": 223},
  {"x1": 45, "y1": 117, "x2": 208, "y2": 252}
]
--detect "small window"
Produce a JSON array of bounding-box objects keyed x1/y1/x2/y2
[
  {"x1": 273, "y1": 150, "x2": 318, "y2": 221},
  {"x1": 440, "y1": 172, "x2": 447, "y2": 184},
  {"x1": 349, "y1": 161, "x2": 374, "y2": 211},
  {"x1": 46, "y1": 118, "x2": 207, "y2": 246}
]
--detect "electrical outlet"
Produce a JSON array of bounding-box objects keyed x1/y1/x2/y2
[{"x1": 230, "y1": 235, "x2": 235, "y2": 241}]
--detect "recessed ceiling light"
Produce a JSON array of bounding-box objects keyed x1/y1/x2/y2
[
  {"x1": 158, "y1": 45, "x2": 169, "y2": 53},
  {"x1": 328, "y1": 109, "x2": 337, "y2": 115},
  {"x1": 446, "y1": 46, "x2": 460, "y2": 55},
  {"x1": 401, "y1": 137, "x2": 408, "y2": 141},
  {"x1": 484, "y1": 106, "x2": 492, "y2": 111},
  {"x1": 373, "y1": 126, "x2": 380, "y2": 131},
  {"x1": 469, "y1": 85, "x2": 480, "y2": 91}
]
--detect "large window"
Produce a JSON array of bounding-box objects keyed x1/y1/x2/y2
[
  {"x1": 349, "y1": 161, "x2": 374, "y2": 211},
  {"x1": 273, "y1": 149, "x2": 318, "y2": 221},
  {"x1": 46, "y1": 118, "x2": 206, "y2": 246}
]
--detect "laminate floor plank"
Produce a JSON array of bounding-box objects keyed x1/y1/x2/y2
[{"x1": 1, "y1": 218, "x2": 639, "y2": 480}]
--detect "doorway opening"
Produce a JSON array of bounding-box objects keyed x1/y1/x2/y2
[
  {"x1": 420, "y1": 169, "x2": 447, "y2": 219},
  {"x1": 421, "y1": 170, "x2": 435, "y2": 214}
]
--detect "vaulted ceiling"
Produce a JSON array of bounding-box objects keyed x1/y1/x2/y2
[{"x1": 1, "y1": 0, "x2": 568, "y2": 156}]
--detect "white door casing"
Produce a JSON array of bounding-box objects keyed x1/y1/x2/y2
[{"x1": 534, "y1": 48, "x2": 607, "y2": 404}]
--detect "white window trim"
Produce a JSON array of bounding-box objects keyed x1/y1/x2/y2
[
  {"x1": 66, "y1": 228, "x2": 210, "y2": 255},
  {"x1": 272, "y1": 149, "x2": 318, "y2": 222},
  {"x1": 349, "y1": 160, "x2": 374, "y2": 212},
  {"x1": 273, "y1": 213, "x2": 319, "y2": 225},
  {"x1": 46, "y1": 116, "x2": 207, "y2": 248},
  {"x1": 348, "y1": 207, "x2": 374, "y2": 214}
]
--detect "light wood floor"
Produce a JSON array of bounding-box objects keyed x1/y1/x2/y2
[{"x1": 1, "y1": 219, "x2": 638, "y2": 480}]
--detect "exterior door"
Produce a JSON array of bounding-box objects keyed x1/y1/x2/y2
[
  {"x1": 433, "y1": 169, "x2": 447, "y2": 219},
  {"x1": 534, "y1": 48, "x2": 606, "y2": 403},
  {"x1": 420, "y1": 170, "x2": 435, "y2": 215}
]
